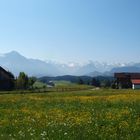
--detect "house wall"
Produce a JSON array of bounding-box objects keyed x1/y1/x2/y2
[
  {"x1": 0, "y1": 68, "x2": 15, "y2": 90},
  {"x1": 116, "y1": 77, "x2": 132, "y2": 89}
]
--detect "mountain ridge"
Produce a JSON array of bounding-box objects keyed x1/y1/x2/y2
[{"x1": 0, "y1": 51, "x2": 140, "y2": 77}]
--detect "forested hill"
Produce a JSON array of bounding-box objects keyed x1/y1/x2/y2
[{"x1": 38, "y1": 75, "x2": 114, "y2": 84}]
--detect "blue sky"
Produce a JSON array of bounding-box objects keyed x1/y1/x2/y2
[{"x1": 0, "y1": 0, "x2": 140, "y2": 63}]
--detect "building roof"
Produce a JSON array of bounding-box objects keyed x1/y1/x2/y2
[
  {"x1": 131, "y1": 79, "x2": 140, "y2": 84},
  {"x1": 115, "y1": 73, "x2": 140, "y2": 79},
  {"x1": 0, "y1": 66, "x2": 14, "y2": 79}
]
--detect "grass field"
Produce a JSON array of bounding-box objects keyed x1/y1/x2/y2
[{"x1": 0, "y1": 89, "x2": 140, "y2": 139}]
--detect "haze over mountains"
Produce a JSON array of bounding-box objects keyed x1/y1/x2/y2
[{"x1": 0, "y1": 51, "x2": 140, "y2": 77}]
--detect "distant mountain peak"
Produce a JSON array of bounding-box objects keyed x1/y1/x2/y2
[
  {"x1": 4, "y1": 51, "x2": 26, "y2": 60},
  {"x1": 5, "y1": 51, "x2": 21, "y2": 56}
]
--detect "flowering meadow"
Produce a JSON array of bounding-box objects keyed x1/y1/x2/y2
[{"x1": 0, "y1": 89, "x2": 140, "y2": 139}]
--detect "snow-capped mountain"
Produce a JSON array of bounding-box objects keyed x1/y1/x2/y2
[{"x1": 0, "y1": 51, "x2": 140, "y2": 77}]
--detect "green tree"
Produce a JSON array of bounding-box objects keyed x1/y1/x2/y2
[
  {"x1": 16, "y1": 72, "x2": 29, "y2": 90},
  {"x1": 91, "y1": 78, "x2": 100, "y2": 87},
  {"x1": 28, "y1": 77, "x2": 37, "y2": 89},
  {"x1": 101, "y1": 80, "x2": 111, "y2": 88},
  {"x1": 77, "y1": 77, "x2": 84, "y2": 85}
]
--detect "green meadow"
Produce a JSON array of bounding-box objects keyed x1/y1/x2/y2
[{"x1": 0, "y1": 89, "x2": 140, "y2": 140}]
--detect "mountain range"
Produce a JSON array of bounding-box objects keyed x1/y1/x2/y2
[{"x1": 0, "y1": 51, "x2": 140, "y2": 77}]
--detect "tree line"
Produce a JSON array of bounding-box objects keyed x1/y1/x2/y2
[
  {"x1": 15, "y1": 72, "x2": 36, "y2": 90},
  {"x1": 77, "y1": 77, "x2": 115, "y2": 88}
]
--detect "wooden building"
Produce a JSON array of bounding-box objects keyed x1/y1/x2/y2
[
  {"x1": 114, "y1": 73, "x2": 140, "y2": 89},
  {"x1": 0, "y1": 66, "x2": 15, "y2": 90}
]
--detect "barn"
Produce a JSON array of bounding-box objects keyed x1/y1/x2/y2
[
  {"x1": 0, "y1": 66, "x2": 15, "y2": 90},
  {"x1": 114, "y1": 73, "x2": 140, "y2": 89}
]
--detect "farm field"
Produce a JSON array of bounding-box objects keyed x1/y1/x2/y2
[{"x1": 0, "y1": 89, "x2": 140, "y2": 139}]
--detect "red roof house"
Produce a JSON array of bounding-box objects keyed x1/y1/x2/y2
[
  {"x1": 131, "y1": 79, "x2": 140, "y2": 89},
  {"x1": 115, "y1": 73, "x2": 140, "y2": 89}
]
